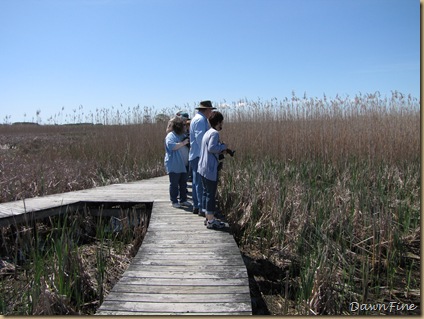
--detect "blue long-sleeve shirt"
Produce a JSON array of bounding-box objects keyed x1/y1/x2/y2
[
  {"x1": 188, "y1": 112, "x2": 210, "y2": 161},
  {"x1": 198, "y1": 128, "x2": 227, "y2": 181}
]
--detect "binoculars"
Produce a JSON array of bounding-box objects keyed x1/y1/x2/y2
[{"x1": 226, "y1": 149, "x2": 236, "y2": 157}]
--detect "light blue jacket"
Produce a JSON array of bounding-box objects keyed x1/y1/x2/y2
[
  {"x1": 164, "y1": 131, "x2": 187, "y2": 174},
  {"x1": 189, "y1": 112, "x2": 210, "y2": 161},
  {"x1": 198, "y1": 128, "x2": 227, "y2": 181}
]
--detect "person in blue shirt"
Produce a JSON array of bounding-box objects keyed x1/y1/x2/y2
[
  {"x1": 198, "y1": 111, "x2": 229, "y2": 229},
  {"x1": 188, "y1": 101, "x2": 215, "y2": 216},
  {"x1": 164, "y1": 117, "x2": 191, "y2": 208}
]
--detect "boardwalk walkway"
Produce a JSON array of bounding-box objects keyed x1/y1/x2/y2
[{"x1": 0, "y1": 176, "x2": 252, "y2": 315}]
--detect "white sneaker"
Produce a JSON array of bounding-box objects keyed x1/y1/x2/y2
[{"x1": 172, "y1": 202, "x2": 181, "y2": 208}]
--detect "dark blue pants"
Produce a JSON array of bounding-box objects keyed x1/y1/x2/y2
[
  {"x1": 201, "y1": 176, "x2": 218, "y2": 213},
  {"x1": 169, "y1": 172, "x2": 188, "y2": 204}
]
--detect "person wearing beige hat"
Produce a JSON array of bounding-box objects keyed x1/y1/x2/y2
[{"x1": 188, "y1": 100, "x2": 216, "y2": 216}]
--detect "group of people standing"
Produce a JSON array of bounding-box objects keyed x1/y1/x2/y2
[{"x1": 164, "y1": 100, "x2": 230, "y2": 229}]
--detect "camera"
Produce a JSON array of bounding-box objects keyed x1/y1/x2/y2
[
  {"x1": 219, "y1": 149, "x2": 235, "y2": 160},
  {"x1": 226, "y1": 149, "x2": 236, "y2": 157},
  {"x1": 183, "y1": 137, "x2": 190, "y2": 148}
]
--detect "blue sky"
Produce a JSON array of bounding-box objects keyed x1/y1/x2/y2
[{"x1": 0, "y1": 0, "x2": 420, "y2": 123}]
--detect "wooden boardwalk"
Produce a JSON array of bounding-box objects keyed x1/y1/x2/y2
[
  {"x1": 0, "y1": 176, "x2": 170, "y2": 226},
  {"x1": 0, "y1": 176, "x2": 252, "y2": 315}
]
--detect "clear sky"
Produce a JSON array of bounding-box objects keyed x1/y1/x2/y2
[{"x1": 0, "y1": 0, "x2": 420, "y2": 124}]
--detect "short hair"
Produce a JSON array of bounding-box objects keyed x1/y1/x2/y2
[{"x1": 209, "y1": 111, "x2": 224, "y2": 128}]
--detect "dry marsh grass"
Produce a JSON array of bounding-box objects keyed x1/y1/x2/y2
[
  {"x1": 220, "y1": 92, "x2": 418, "y2": 164},
  {"x1": 0, "y1": 123, "x2": 167, "y2": 203},
  {"x1": 216, "y1": 92, "x2": 420, "y2": 315}
]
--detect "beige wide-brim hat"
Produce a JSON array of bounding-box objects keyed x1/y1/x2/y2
[{"x1": 195, "y1": 100, "x2": 216, "y2": 109}]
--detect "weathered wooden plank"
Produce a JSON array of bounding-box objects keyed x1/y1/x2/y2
[
  {"x1": 144, "y1": 230, "x2": 234, "y2": 239},
  {"x1": 97, "y1": 301, "x2": 252, "y2": 314},
  {"x1": 133, "y1": 253, "x2": 243, "y2": 261},
  {"x1": 122, "y1": 270, "x2": 248, "y2": 280},
  {"x1": 142, "y1": 235, "x2": 235, "y2": 241},
  {"x1": 110, "y1": 284, "x2": 250, "y2": 295},
  {"x1": 130, "y1": 259, "x2": 246, "y2": 267},
  {"x1": 147, "y1": 221, "x2": 209, "y2": 228},
  {"x1": 139, "y1": 241, "x2": 238, "y2": 248},
  {"x1": 96, "y1": 310, "x2": 251, "y2": 315},
  {"x1": 126, "y1": 264, "x2": 247, "y2": 273},
  {"x1": 0, "y1": 204, "x2": 83, "y2": 227},
  {"x1": 116, "y1": 277, "x2": 249, "y2": 286},
  {"x1": 139, "y1": 238, "x2": 236, "y2": 245},
  {"x1": 142, "y1": 231, "x2": 235, "y2": 238},
  {"x1": 5, "y1": 203, "x2": 71, "y2": 217},
  {"x1": 136, "y1": 248, "x2": 239, "y2": 260},
  {"x1": 140, "y1": 239, "x2": 237, "y2": 245},
  {"x1": 136, "y1": 246, "x2": 241, "y2": 255},
  {"x1": 102, "y1": 292, "x2": 251, "y2": 303}
]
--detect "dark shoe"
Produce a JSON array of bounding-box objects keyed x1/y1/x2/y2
[
  {"x1": 198, "y1": 210, "x2": 206, "y2": 217},
  {"x1": 206, "y1": 219, "x2": 225, "y2": 229},
  {"x1": 180, "y1": 201, "x2": 192, "y2": 207},
  {"x1": 193, "y1": 207, "x2": 199, "y2": 215}
]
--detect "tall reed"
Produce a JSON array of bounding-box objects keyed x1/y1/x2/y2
[{"x1": 216, "y1": 91, "x2": 420, "y2": 314}]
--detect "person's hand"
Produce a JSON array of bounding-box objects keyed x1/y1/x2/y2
[{"x1": 226, "y1": 148, "x2": 235, "y2": 157}]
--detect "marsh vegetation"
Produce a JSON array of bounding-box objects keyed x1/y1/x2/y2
[{"x1": 0, "y1": 91, "x2": 420, "y2": 315}]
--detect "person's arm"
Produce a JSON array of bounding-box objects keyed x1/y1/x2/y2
[
  {"x1": 207, "y1": 131, "x2": 227, "y2": 154},
  {"x1": 193, "y1": 128, "x2": 204, "y2": 147},
  {"x1": 194, "y1": 118, "x2": 208, "y2": 147},
  {"x1": 165, "y1": 133, "x2": 188, "y2": 152},
  {"x1": 172, "y1": 137, "x2": 189, "y2": 150}
]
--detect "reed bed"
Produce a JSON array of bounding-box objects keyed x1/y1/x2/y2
[
  {"x1": 216, "y1": 91, "x2": 420, "y2": 314},
  {"x1": 0, "y1": 91, "x2": 420, "y2": 314},
  {"x1": 0, "y1": 123, "x2": 167, "y2": 203}
]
